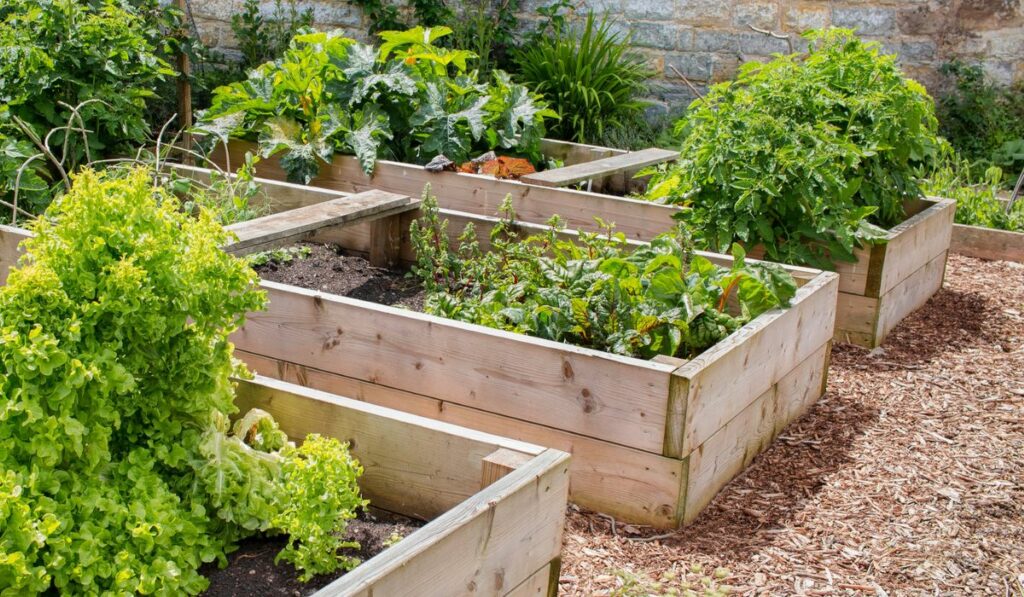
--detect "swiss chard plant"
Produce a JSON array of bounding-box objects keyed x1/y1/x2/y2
[
  {"x1": 0, "y1": 169, "x2": 367, "y2": 594},
  {"x1": 409, "y1": 190, "x2": 797, "y2": 359},
  {"x1": 197, "y1": 27, "x2": 556, "y2": 182},
  {"x1": 643, "y1": 29, "x2": 942, "y2": 270}
]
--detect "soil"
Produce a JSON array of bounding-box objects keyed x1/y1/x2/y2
[
  {"x1": 254, "y1": 243, "x2": 425, "y2": 310},
  {"x1": 201, "y1": 509, "x2": 421, "y2": 596},
  {"x1": 559, "y1": 255, "x2": 1024, "y2": 595}
]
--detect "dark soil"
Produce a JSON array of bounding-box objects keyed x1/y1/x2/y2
[
  {"x1": 254, "y1": 243, "x2": 425, "y2": 310},
  {"x1": 201, "y1": 509, "x2": 422, "y2": 596}
]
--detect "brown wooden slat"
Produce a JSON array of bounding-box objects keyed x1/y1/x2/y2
[{"x1": 520, "y1": 148, "x2": 679, "y2": 188}]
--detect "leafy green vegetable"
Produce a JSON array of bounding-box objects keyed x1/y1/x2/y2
[
  {"x1": 0, "y1": 169, "x2": 367, "y2": 594},
  {"x1": 409, "y1": 190, "x2": 796, "y2": 360},
  {"x1": 643, "y1": 29, "x2": 941, "y2": 270},
  {"x1": 197, "y1": 27, "x2": 556, "y2": 182},
  {"x1": 922, "y1": 151, "x2": 1023, "y2": 232}
]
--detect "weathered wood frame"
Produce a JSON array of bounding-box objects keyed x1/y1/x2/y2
[
  {"x1": 213, "y1": 140, "x2": 951, "y2": 348},
  {"x1": 951, "y1": 223, "x2": 1024, "y2": 262},
  {"x1": 0, "y1": 168, "x2": 837, "y2": 529}
]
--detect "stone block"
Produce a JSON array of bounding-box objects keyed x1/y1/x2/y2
[
  {"x1": 832, "y1": 6, "x2": 897, "y2": 35},
  {"x1": 627, "y1": 22, "x2": 683, "y2": 49},
  {"x1": 783, "y1": 6, "x2": 829, "y2": 32},
  {"x1": 733, "y1": 2, "x2": 779, "y2": 29},
  {"x1": 625, "y1": 0, "x2": 676, "y2": 19},
  {"x1": 739, "y1": 31, "x2": 793, "y2": 54},
  {"x1": 694, "y1": 29, "x2": 741, "y2": 52},
  {"x1": 665, "y1": 51, "x2": 714, "y2": 82},
  {"x1": 677, "y1": 0, "x2": 733, "y2": 27}
]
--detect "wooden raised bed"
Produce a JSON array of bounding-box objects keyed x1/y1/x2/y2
[
  {"x1": 211, "y1": 141, "x2": 951, "y2": 348},
  {"x1": 0, "y1": 169, "x2": 837, "y2": 529},
  {"x1": 951, "y1": 223, "x2": 1024, "y2": 262},
  {"x1": 0, "y1": 245, "x2": 571, "y2": 595}
]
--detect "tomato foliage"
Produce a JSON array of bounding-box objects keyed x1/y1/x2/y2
[
  {"x1": 0, "y1": 170, "x2": 366, "y2": 594},
  {"x1": 410, "y1": 191, "x2": 797, "y2": 359},
  {"x1": 643, "y1": 29, "x2": 942, "y2": 269}
]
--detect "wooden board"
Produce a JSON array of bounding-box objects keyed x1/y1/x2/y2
[
  {"x1": 505, "y1": 560, "x2": 559, "y2": 597},
  {"x1": 951, "y1": 224, "x2": 1024, "y2": 262},
  {"x1": 237, "y1": 350, "x2": 688, "y2": 528},
  {"x1": 877, "y1": 198, "x2": 955, "y2": 296},
  {"x1": 520, "y1": 148, "x2": 678, "y2": 188},
  {"x1": 317, "y1": 449, "x2": 569, "y2": 596},
  {"x1": 874, "y1": 250, "x2": 948, "y2": 341},
  {"x1": 233, "y1": 281, "x2": 677, "y2": 454},
  {"x1": 223, "y1": 189, "x2": 417, "y2": 255},
  {"x1": 163, "y1": 163, "x2": 348, "y2": 214},
  {"x1": 0, "y1": 224, "x2": 29, "y2": 285},
  {"x1": 669, "y1": 271, "x2": 839, "y2": 456}
]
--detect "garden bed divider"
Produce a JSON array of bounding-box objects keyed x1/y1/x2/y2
[
  {"x1": 950, "y1": 224, "x2": 1024, "y2": 262},
  {"x1": 211, "y1": 140, "x2": 953, "y2": 348}
]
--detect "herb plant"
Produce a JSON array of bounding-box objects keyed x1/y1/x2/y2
[
  {"x1": 197, "y1": 27, "x2": 556, "y2": 182},
  {"x1": 514, "y1": 12, "x2": 652, "y2": 144},
  {"x1": 409, "y1": 191, "x2": 796, "y2": 359},
  {"x1": 0, "y1": 169, "x2": 367, "y2": 594},
  {"x1": 643, "y1": 29, "x2": 942, "y2": 270}
]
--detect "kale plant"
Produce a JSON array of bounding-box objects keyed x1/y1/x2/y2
[
  {"x1": 0, "y1": 169, "x2": 367, "y2": 594},
  {"x1": 197, "y1": 27, "x2": 556, "y2": 182},
  {"x1": 409, "y1": 191, "x2": 796, "y2": 359},
  {"x1": 643, "y1": 29, "x2": 942, "y2": 269}
]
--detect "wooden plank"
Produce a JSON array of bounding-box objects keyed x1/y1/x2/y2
[
  {"x1": 369, "y1": 214, "x2": 403, "y2": 268},
  {"x1": 504, "y1": 560, "x2": 559, "y2": 597},
  {"x1": 163, "y1": 163, "x2": 348, "y2": 214},
  {"x1": 224, "y1": 190, "x2": 417, "y2": 255},
  {"x1": 232, "y1": 281, "x2": 676, "y2": 454},
  {"x1": 520, "y1": 148, "x2": 679, "y2": 188},
  {"x1": 875, "y1": 250, "x2": 948, "y2": 342},
  {"x1": 0, "y1": 224, "x2": 30, "y2": 286},
  {"x1": 669, "y1": 271, "x2": 839, "y2": 456},
  {"x1": 834, "y1": 292, "x2": 879, "y2": 338},
  {"x1": 234, "y1": 375, "x2": 543, "y2": 520},
  {"x1": 315, "y1": 449, "x2": 570, "y2": 597},
  {"x1": 216, "y1": 140, "x2": 680, "y2": 243},
  {"x1": 878, "y1": 198, "x2": 955, "y2": 296},
  {"x1": 539, "y1": 138, "x2": 623, "y2": 164},
  {"x1": 680, "y1": 341, "x2": 829, "y2": 522},
  {"x1": 951, "y1": 223, "x2": 1024, "y2": 262},
  {"x1": 482, "y1": 448, "x2": 533, "y2": 488},
  {"x1": 237, "y1": 351, "x2": 687, "y2": 528}
]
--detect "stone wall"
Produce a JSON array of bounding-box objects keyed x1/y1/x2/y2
[{"x1": 186, "y1": 0, "x2": 1024, "y2": 110}]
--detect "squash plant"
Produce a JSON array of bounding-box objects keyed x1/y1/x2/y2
[
  {"x1": 410, "y1": 191, "x2": 796, "y2": 359},
  {"x1": 643, "y1": 29, "x2": 942, "y2": 270},
  {"x1": 197, "y1": 27, "x2": 556, "y2": 182},
  {"x1": 0, "y1": 169, "x2": 367, "y2": 594}
]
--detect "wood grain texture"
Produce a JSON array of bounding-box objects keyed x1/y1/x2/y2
[
  {"x1": 482, "y1": 448, "x2": 534, "y2": 488},
  {"x1": 951, "y1": 224, "x2": 1024, "y2": 262},
  {"x1": 875, "y1": 250, "x2": 948, "y2": 342},
  {"x1": 232, "y1": 281, "x2": 676, "y2": 454},
  {"x1": 315, "y1": 449, "x2": 570, "y2": 597},
  {"x1": 504, "y1": 560, "x2": 559, "y2": 597},
  {"x1": 0, "y1": 224, "x2": 29, "y2": 285},
  {"x1": 237, "y1": 350, "x2": 687, "y2": 528},
  {"x1": 520, "y1": 148, "x2": 678, "y2": 188},
  {"x1": 878, "y1": 198, "x2": 955, "y2": 296},
  {"x1": 223, "y1": 190, "x2": 417, "y2": 255}
]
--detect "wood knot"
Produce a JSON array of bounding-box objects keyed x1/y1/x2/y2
[
  {"x1": 578, "y1": 388, "x2": 597, "y2": 413},
  {"x1": 562, "y1": 359, "x2": 575, "y2": 380}
]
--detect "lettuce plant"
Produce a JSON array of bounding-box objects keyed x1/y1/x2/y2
[
  {"x1": 197, "y1": 27, "x2": 556, "y2": 182},
  {"x1": 410, "y1": 191, "x2": 796, "y2": 359},
  {"x1": 643, "y1": 29, "x2": 942, "y2": 270},
  {"x1": 0, "y1": 169, "x2": 367, "y2": 594}
]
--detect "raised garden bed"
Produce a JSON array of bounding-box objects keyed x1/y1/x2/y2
[
  {"x1": 2, "y1": 169, "x2": 836, "y2": 529},
  {"x1": 950, "y1": 223, "x2": 1024, "y2": 262},
  {"x1": 210, "y1": 141, "x2": 951, "y2": 348}
]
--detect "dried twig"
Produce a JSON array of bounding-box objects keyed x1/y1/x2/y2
[
  {"x1": 667, "y1": 64, "x2": 705, "y2": 102},
  {"x1": 747, "y1": 24, "x2": 795, "y2": 53}
]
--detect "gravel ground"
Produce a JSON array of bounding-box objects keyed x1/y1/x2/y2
[{"x1": 560, "y1": 255, "x2": 1024, "y2": 596}]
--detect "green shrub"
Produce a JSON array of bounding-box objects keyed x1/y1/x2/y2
[
  {"x1": 923, "y1": 151, "x2": 1023, "y2": 232},
  {"x1": 643, "y1": 29, "x2": 941, "y2": 270},
  {"x1": 409, "y1": 192, "x2": 796, "y2": 360},
  {"x1": 936, "y1": 61, "x2": 1024, "y2": 178},
  {"x1": 232, "y1": 0, "x2": 314, "y2": 72},
  {"x1": 514, "y1": 11, "x2": 653, "y2": 144},
  {"x1": 198, "y1": 27, "x2": 555, "y2": 182},
  {"x1": 0, "y1": 0, "x2": 174, "y2": 214},
  {"x1": 0, "y1": 169, "x2": 367, "y2": 593}
]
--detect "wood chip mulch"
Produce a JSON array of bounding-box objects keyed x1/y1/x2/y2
[{"x1": 559, "y1": 255, "x2": 1024, "y2": 595}]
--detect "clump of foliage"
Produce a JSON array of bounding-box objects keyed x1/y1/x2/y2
[
  {"x1": 449, "y1": 0, "x2": 522, "y2": 76},
  {"x1": 643, "y1": 29, "x2": 942, "y2": 270},
  {"x1": 0, "y1": 169, "x2": 367, "y2": 594},
  {"x1": 248, "y1": 245, "x2": 314, "y2": 266},
  {"x1": 409, "y1": 191, "x2": 796, "y2": 359},
  {"x1": 232, "y1": 0, "x2": 314, "y2": 72},
  {"x1": 0, "y1": 0, "x2": 174, "y2": 214},
  {"x1": 936, "y1": 61, "x2": 1024, "y2": 178},
  {"x1": 514, "y1": 11, "x2": 653, "y2": 144},
  {"x1": 197, "y1": 26, "x2": 556, "y2": 182},
  {"x1": 923, "y1": 152, "x2": 1023, "y2": 232}
]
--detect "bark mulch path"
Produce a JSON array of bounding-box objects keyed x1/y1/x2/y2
[{"x1": 561, "y1": 255, "x2": 1024, "y2": 596}]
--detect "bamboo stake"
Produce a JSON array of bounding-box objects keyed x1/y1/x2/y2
[{"x1": 175, "y1": 0, "x2": 193, "y2": 162}]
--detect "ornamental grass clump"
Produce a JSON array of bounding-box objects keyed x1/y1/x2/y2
[
  {"x1": 643, "y1": 29, "x2": 942, "y2": 270},
  {"x1": 410, "y1": 191, "x2": 796, "y2": 360},
  {"x1": 0, "y1": 169, "x2": 366, "y2": 594}
]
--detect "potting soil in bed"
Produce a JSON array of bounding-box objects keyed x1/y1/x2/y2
[
  {"x1": 201, "y1": 508, "x2": 422, "y2": 596},
  {"x1": 254, "y1": 243, "x2": 425, "y2": 310}
]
